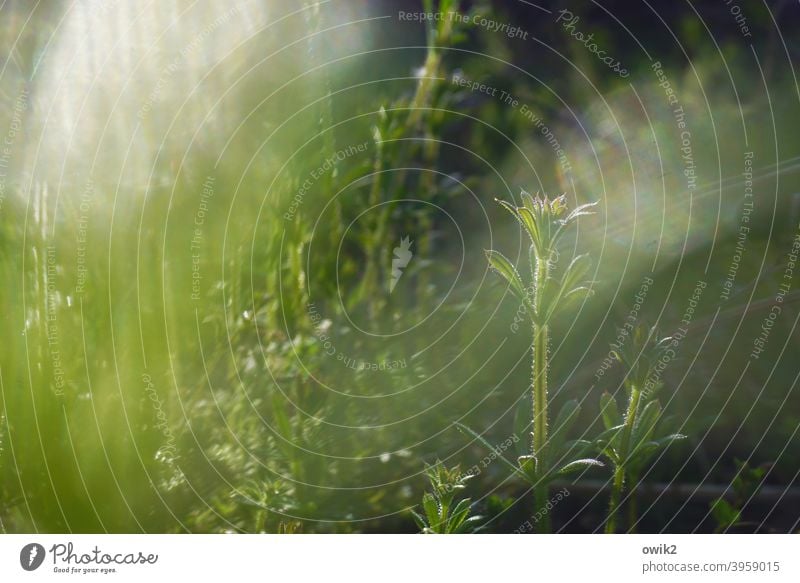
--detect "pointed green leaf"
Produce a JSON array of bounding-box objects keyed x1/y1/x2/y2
[
  {"x1": 520, "y1": 189, "x2": 538, "y2": 212},
  {"x1": 631, "y1": 434, "x2": 685, "y2": 468},
  {"x1": 496, "y1": 198, "x2": 539, "y2": 246},
  {"x1": 549, "y1": 194, "x2": 568, "y2": 217},
  {"x1": 600, "y1": 392, "x2": 621, "y2": 430},
  {"x1": 562, "y1": 254, "x2": 592, "y2": 291},
  {"x1": 528, "y1": 241, "x2": 539, "y2": 287},
  {"x1": 449, "y1": 498, "x2": 472, "y2": 532},
  {"x1": 556, "y1": 286, "x2": 595, "y2": 317},
  {"x1": 422, "y1": 492, "x2": 440, "y2": 526},
  {"x1": 632, "y1": 433, "x2": 687, "y2": 462},
  {"x1": 411, "y1": 510, "x2": 427, "y2": 531},
  {"x1": 459, "y1": 515, "x2": 485, "y2": 533},
  {"x1": 455, "y1": 423, "x2": 526, "y2": 478},
  {"x1": 595, "y1": 423, "x2": 625, "y2": 442},
  {"x1": 516, "y1": 206, "x2": 540, "y2": 248},
  {"x1": 653, "y1": 433, "x2": 687, "y2": 447},
  {"x1": 600, "y1": 446, "x2": 621, "y2": 466},
  {"x1": 595, "y1": 423, "x2": 625, "y2": 462},
  {"x1": 710, "y1": 498, "x2": 740, "y2": 530},
  {"x1": 632, "y1": 400, "x2": 662, "y2": 449},
  {"x1": 564, "y1": 285, "x2": 594, "y2": 301},
  {"x1": 517, "y1": 454, "x2": 537, "y2": 481},
  {"x1": 544, "y1": 254, "x2": 592, "y2": 321},
  {"x1": 485, "y1": 249, "x2": 528, "y2": 302},
  {"x1": 557, "y1": 458, "x2": 604, "y2": 476},
  {"x1": 563, "y1": 201, "x2": 598, "y2": 224},
  {"x1": 554, "y1": 439, "x2": 597, "y2": 472}
]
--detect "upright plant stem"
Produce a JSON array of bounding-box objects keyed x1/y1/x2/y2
[
  {"x1": 532, "y1": 323, "x2": 550, "y2": 533},
  {"x1": 361, "y1": 40, "x2": 441, "y2": 314},
  {"x1": 532, "y1": 251, "x2": 550, "y2": 533},
  {"x1": 627, "y1": 471, "x2": 640, "y2": 533},
  {"x1": 606, "y1": 386, "x2": 641, "y2": 533},
  {"x1": 607, "y1": 463, "x2": 626, "y2": 534}
]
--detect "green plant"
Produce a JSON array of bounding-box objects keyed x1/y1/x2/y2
[
  {"x1": 597, "y1": 325, "x2": 686, "y2": 533},
  {"x1": 412, "y1": 463, "x2": 483, "y2": 534},
  {"x1": 235, "y1": 479, "x2": 300, "y2": 534},
  {"x1": 359, "y1": 0, "x2": 470, "y2": 316},
  {"x1": 482, "y1": 192, "x2": 601, "y2": 532},
  {"x1": 710, "y1": 459, "x2": 767, "y2": 533}
]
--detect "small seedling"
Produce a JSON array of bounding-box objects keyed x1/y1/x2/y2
[
  {"x1": 411, "y1": 463, "x2": 483, "y2": 534},
  {"x1": 710, "y1": 459, "x2": 767, "y2": 533}
]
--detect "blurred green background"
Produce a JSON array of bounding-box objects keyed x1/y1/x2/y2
[{"x1": 0, "y1": 0, "x2": 798, "y2": 533}]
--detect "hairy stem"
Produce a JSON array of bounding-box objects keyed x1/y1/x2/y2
[
  {"x1": 532, "y1": 325, "x2": 550, "y2": 532},
  {"x1": 606, "y1": 386, "x2": 642, "y2": 533},
  {"x1": 532, "y1": 252, "x2": 550, "y2": 533},
  {"x1": 627, "y1": 471, "x2": 640, "y2": 533},
  {"x1": 606, "y1": 465, "x2": 626, "y2": 534},
  {"x1": 532, "y1": 326, "x2": 550, "y2": 464}
]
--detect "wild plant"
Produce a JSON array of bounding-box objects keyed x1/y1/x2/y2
[
  {"x1": 412, "y1": 463, "x2": 483, "y2": 534},
  {"x1": 236, "y1": 479, "x2": 300, "y2": 534},
  {"x1": 469, "y1": 192, "x2": 601, "y2": 532},
  {"x1": 710, "y1": 460, "x2": 767, "y2": 533},
  {"x1": 359, "y1": 0, "x2": 466, "y2": 315},
  {"x1": 597, "y1": 324, "x2": 686, "y2": 533}
]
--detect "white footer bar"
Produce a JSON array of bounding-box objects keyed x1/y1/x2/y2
[{"x1": 1, "y1": 534, "x2": 797, "y2": 582}]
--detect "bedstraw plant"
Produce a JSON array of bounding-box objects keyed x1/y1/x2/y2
[
  {"x1": 412, "y1": 463, "x2": 483, "y2": 534},
  {"x1": 477, "y1": 192, "x2": 601, "y2": 532},
  {"x1": 597, "y1": 325, "x2": 687, "y2": 533}
]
